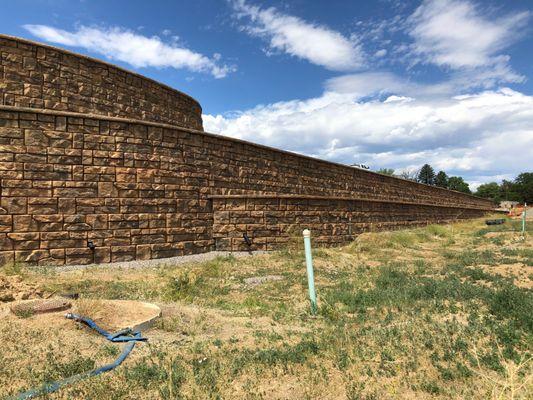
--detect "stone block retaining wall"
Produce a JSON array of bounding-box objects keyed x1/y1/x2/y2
[
  {"x1": 212, "y1": 196, "x2": 487, "y2": 252},
  {"x1": 0, "y1": 35, "x2": 494, "y2": 265},
  {"x1": 0, "y1": 35, "x2": 203, "y2": 130}
]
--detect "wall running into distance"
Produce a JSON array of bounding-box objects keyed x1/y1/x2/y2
[{"x1": 0, "y1": 35, "x2": 493, "y2": 265}]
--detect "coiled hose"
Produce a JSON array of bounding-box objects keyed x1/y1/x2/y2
[{"x1": 11, "y1": 313, "x2": 147, "y2": 399}]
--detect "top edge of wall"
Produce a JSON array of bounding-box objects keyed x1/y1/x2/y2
[{"x1": 0, "y1": 33, "x2": 202, "y2": 110}]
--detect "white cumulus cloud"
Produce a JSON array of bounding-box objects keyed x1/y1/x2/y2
[
  {"x1": 231, "y1": 0, "x2": 364, "y2": 71},
  {"x1": 407, "y1": 0, "x2": 529, "y2": 71},
  {"x1": 23, "y1": 24, "x2": 235, "y2": 78},
  {"x1": 204, "y1": 86, "x2": 533, "y2": 186}
]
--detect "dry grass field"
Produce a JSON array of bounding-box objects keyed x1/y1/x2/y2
[{"x1": 1, "y1": 216, "x2": 532, "y2": 399}]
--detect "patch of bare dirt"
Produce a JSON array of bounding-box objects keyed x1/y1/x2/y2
[
  {"x1": 484, "y1": 232, "x2": 507, "y2": 238},
  {"x1": 482, "y1": 263, "x2": 533, "y2": 289},
  {"x1": 71, "y1": 299, "x2": 161, "y2": 331},
  {"x1": 0, "y1": 275, "x2": 44, "y2": 302},
  {"x1": 0, "y1": 309, "x2": 117, "y2": 395},
  {"x1": 157, "y1": 303, "x2": 308, "y2": 347}
]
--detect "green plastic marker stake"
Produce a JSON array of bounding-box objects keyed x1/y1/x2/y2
[
  {"x1": 303, "y1": 229, "x2": 317, "y2": 314},
  {"x1": 522, "y1": 202, "x2": 527, "y2": 237}
]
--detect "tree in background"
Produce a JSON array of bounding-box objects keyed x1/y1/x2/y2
[
  {"x1": 417, "y1": 164, "x2": 436, "y2": 185},
  {"x1": 513, "y1": 172, "x2": 533, "y2": 203},
  {"x1": 435, "y1": 171, "x2": 448, "y2": 188},
  {"x1": 375, "y1": 165, "x2": 530, "y2": 202},
  {"x1": 448, "y1": 176, "x2": 471, "y2": 194},
  {"x1": 377, "y1": 168, "x2": 395, "y2": 176},
  {"x1": 399, "y1": 169, "x2": 418, "y2": 181},
  {"x1": 474, "y1": 173, "x2": 532, "y2": 203},
  {"x1": 475, "y1": 182, "x2": 501, "y2": 202},
  {"x1": 500, "y1": 179, "x2": 519, "y2": 201}
]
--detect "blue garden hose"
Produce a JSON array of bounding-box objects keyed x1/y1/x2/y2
[
  {"x1": 11, "y1": 313, "x2": 147, "y2": 399},
  {"x1": 65, "y1": 313, "x2": 147, "y2": 343}
]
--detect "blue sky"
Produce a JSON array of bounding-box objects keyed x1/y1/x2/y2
[{"x1": 2, "y1": 0, "x2": 533, "y2": 188}]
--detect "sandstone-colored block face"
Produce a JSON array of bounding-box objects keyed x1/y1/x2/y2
[
  {"x1": 0, "y1": 251, "x2": 15, "y2": 265},
  {"x1": 136, "y1": 244, "x2": 151, "y2": 260},
  {"x1": 212, "y1": 199, "x2": 488, "y2": 252},
  {"x1": 93, "y1": 247, "x2": 110, "y2": 264},
  {"x1": 65, "y1": 248, "x2": 94, "y2": 265},
  {"x1": 15, "y1": 249, "x2": 50, "y2": 263},
  {"x1": 0, "y1": 197, "x2": 27, "y2": 215},
  {"x1": 0, "y1": 216, "x2": 12, "y2": 232},
  {"x1": 24, "y1": 129, "x2": 49, "y2": 146},
  {"x1": 98, "y1": 182, "x2": 118, "y2": 197},
  {"x1": 0, "y1": 36, "x2": 203, "y2": 130},
  {"x1": 0, "y1": 35, "x2": 494, "y2": 266}
]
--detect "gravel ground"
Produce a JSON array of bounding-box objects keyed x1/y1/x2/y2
[{"x1": 42, "y1": 251, "x2": 268, "y2": 272}]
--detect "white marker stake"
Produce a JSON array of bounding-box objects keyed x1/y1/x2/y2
[
  {"x1": 303, "y1": 229, "x2": 317, "y2": 314},
  {"x1": 522, "y1": 202, "x2": 527, "y2": 237}
]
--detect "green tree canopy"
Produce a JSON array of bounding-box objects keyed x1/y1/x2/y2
[
  {"x1": 475, "y1": 182, "x2": 501, "y2": 202},
  {"x1": 500, "y1": 179, "x2": 520, "y2": 201},
  {"x1": 417, "y1": 164, "x2": 436, "y2": 185},
  {"x1": 448, "y1": 176, "x2": 471, "y2": 194},
  {"x1": 496, "y1": 173, "x2": 532, "y2": 203},
  {"x1": 435, "y1": 171, "x2": 448, "y2": 188},
  {"x1": 513, "y1": 172, "x2": 533, "y2": 203}
]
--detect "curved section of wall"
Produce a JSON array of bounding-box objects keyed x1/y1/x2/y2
[
  {"x1": 0, "y1": 109, "x2": 213, "y2": 265},
  {"x1": 0, "y1": 35, "x2": 203, "y2": 130}
]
